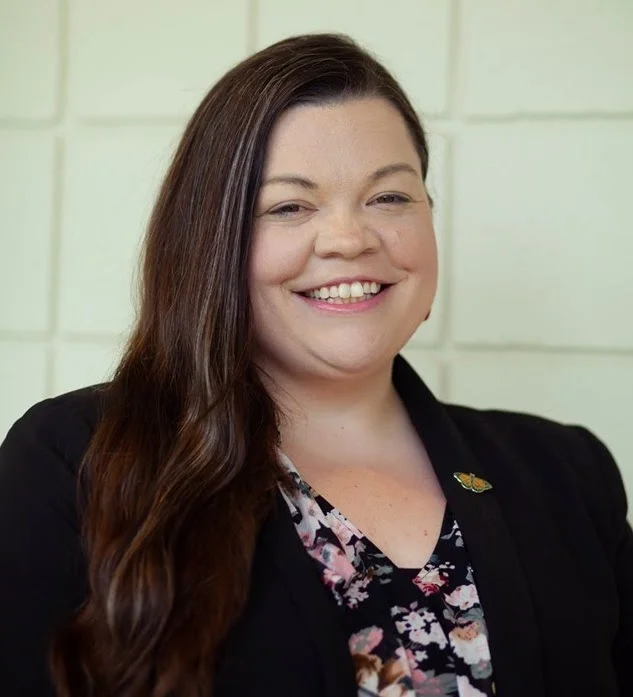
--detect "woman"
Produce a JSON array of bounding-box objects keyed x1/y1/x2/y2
[{"x1": 0, "y1": 33, "x2": 630, "y2": 697}]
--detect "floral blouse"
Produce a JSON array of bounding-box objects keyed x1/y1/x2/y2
[{"x1": 278, "y1": 452, "x2": 496, "y2": 697}]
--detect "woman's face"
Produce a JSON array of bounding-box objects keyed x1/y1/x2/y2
[{"x1": 250, "y1": 97, "x2": 438, "y2": 380}]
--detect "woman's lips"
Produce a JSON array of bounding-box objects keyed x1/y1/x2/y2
[{"x1": 294, "y1": 284, "x2": 392, "y2": 313}]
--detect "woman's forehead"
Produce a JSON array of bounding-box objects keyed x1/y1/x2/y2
[{"x1": 262, "y1": 97, "x2": 420, "y2": 181}]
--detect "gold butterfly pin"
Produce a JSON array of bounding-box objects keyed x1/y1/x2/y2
[{"x1": 453, "y1": 472, "x2": 493, "y2": 494}]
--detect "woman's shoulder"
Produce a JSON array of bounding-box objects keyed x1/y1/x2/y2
[
  {"x1": 445, "y1": 402, "x2": 627, "y2": 551},
  {"x1": 12, "y1": 382, "x2": 106, "y2": 429},
  {"x1": 445, "y1": 400, "x2": 610, "y2": 457},
  {"x1": 446, "y1": 401, "x2": 619, "y2": 482},
  {"x1": 0, "y1": 387, "x2": 106, "y2": 686},
  {"x1": 0, "y1": 384, "x2": 108, "y2": 487}
]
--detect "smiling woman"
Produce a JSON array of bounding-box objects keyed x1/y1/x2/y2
[
  {"x1": 250, "y1": 97, "x2": 437, "y2": 380},
  {"x1": 0, "y1": 33, "x2": 631, "y2": 697}
]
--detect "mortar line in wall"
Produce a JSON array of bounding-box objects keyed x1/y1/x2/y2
[
  {"x1": 3, "y1": 111, "x2": 631, "y2": 134},
  {"x1": 477, "y1": 344, "x2": 633, "y2": 357},
  {"x1": 48, "y1": 336, "x2": 123, "y2": 352},
  {"x1": 2, "y1": 334, "x2": 632, "y2": 365},
  {"x1": 70, "y1": 111, "x2": 633, "y2": 126},
  {"x1": 59, "y1": 331, "x2": 128, "y2": 346},
  {"x1": 432, "y1": 0, "x2": 460, "y2": 401},
  {"x1": 246, "y1": 0, "x2": 259, "y2": 53},
  {"x1": 434, "y1": 133, "x2": 456, "y2": 401},
  {"x1": 44, "y1": 340, "x2": 56, "y2": 396},
  {"x1": 44, "y1": 135, "x2": 65, "y2": 395},
  {"x1": 0, "y1": 331, "x2": 51, "y2": 342},
  {"x1": 56, "y1": 0, "x2": 70, "y2": 124},
  {"x1": 399, "y1": 345, "x2": 633, "y2": 365},
  {"x1": 445, "y1": 0, "x2": 463, "y2": 118},
  {"x1": 0, "y1": 119, "x2": 62, "y2": 130},
  {"x1": 416, "y1": 109, "x2": 633, "y2": 136},
  {"x1": 4, "y1": 332, "x2": 631, "y2": 361},
  {"x1": 432, "y1": 0, "x2": 459, "y2": 403},
  {"x1": 45, "y1": 0, "x2": 71, "y2": 394},
  {"x1": 0, "y1": 332, "x2": 122, "y2": 346},
  {"x1": 464, "y1": 112, "x2": 633, "y2": 124},
  {"x1": 49, "y1": 335, "x2": 123, "y2": 352},
  {"x1": 71, "y1": 115, "x2": 187, "y2": 128},
  {"x1": 404, "y1": 342, "x2": 633, "y2": 359}
]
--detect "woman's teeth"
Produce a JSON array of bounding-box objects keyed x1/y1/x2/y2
[{"x1": 303, "y1": 281, "x2": 382, "y2": 304}]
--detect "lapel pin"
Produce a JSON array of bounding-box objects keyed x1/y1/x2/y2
[{"x1": 453, "y1": 472, "x2": 493, "y2": 494}]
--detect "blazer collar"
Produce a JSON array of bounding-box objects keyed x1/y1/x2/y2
[
  {"x1": 259, "y1": 497, "x2": 358, "y2": 696},
  {"x1": 261, "y1": 354, "x2": 544, "y2": 697},
  {"x1": 392, "y1": 355, "x2": 544, "y2": 697}
]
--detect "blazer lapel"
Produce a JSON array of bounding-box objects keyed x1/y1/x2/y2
[
  {"x1": 393, "y1": 355, "x2": 545, "y2": 697},
  {"x1": 258, "y1": 495, "x2": 358, "y2": 697}
]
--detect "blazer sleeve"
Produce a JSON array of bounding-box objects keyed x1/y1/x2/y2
[
  {"x1": 0, "y1": 393, "x2": 95, "y2": 696},
  {"x1": 574, "y1": 426, "x2": 633, "y2": 697}
]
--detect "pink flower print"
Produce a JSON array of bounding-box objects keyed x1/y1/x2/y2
[
  {"x1": 349, "y1": 626, "x2": 384, "y2": 654},
  {"x1": 353, "y1": 655, "x2": 416, "y2": 697},
  {"x1": 379, "y1": 683, "x2": 414, "y2": 697},
  {"x1": 353, "y1": 653, "x2": 382, "y2": 695},
  {"x1": 395, "y1": 608, "x2": 431, "y2": 633},
  {"x1": 312, "y1": 541, "x2": 356, "y2": 586},
  {"x1": 416, "y1": 581, "x2": 442, "y2": 596},
  {"x1": 413, "y1": 567, "x2": 446, "y2": 596},
  {"x1": 296, "y1": 522, "x2": 316, "y2": 547},
  {"x1": 409, "y1": 620, "x2": 448, "y2": 649},
  {"x1": 453, "y1": 622, "x2": 478, "y2": 641},
  {"x1": 456, "y1": 675, "x2": 488, "y2": 696},
  {"x1": 445, "y1": 583, "x2": 479, "y2": 610},
  {"x1": 378, "y1": 649, "x2": 412, "y2": 697},
  {"x1": 327, "y1": 543, "x2": 356, "y2": 581},
  {"x1": 344, "y1": 575, "x2": 371, "y2": 608},
  {"x1": 411, "y1": 675, "x2": 451, "y2": 696},
  {"x1": 321, "y1": 568, "x2": 343, "y2": 595},
  {"x1": 323, "y1": 509, "x2": 361, "y2": 546},
  {"x1": 449, "y1": 623, "x2": 492, "y2": 666},
  {"x1": 395, "y1": 609, "x2": 448, "y2": 649},
  {"x1": 295, "y1": 496, "x2": 323, "y2": 546},
  {"x1": 405, "y1": 648, "x2": 428, "y2": 688}
]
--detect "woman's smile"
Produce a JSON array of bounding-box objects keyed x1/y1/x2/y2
[{"x1": 294, "y1": 281, "x2": 394, "y2": 314}]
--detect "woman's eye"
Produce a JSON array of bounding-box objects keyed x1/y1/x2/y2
[
  {"x1": 371, "y1": 193, "x2": 411, "y2": 205},
  {"x1": 268, "y1": 203, "x2": 306, "y2": 217}
]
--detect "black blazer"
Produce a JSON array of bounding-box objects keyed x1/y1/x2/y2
[{"x1": 0, "y1": 356, "x2": 631, "y2": 697}]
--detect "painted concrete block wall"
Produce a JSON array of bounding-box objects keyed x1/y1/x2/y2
[{"x1": 2, "y1": 1, "x2": 632, "y2": 499}]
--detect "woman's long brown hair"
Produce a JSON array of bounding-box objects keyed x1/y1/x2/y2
[{"x1": 50, "y1": 33, "x2": 431, "y2": 697}]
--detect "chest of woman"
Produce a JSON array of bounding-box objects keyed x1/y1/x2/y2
[{"x1": 301, "y1": 465, "x2": 447, "y2": 570}]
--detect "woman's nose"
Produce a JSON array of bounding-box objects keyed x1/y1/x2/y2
[{"x1": 313, "y1": 211, "x2": 381, "y2": 258}]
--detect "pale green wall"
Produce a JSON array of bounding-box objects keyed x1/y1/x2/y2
[{"x1": 1, "y1": 0, "x2": 632, "y2": 498}]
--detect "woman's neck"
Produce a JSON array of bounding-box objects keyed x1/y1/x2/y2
[{"x1": 260, "y1": 357, "x2": 403, "y2": 453}]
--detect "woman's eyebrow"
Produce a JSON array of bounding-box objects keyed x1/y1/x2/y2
[
  {"x1": 261, "y1": 174, "x2": 318, "y2": 189},
  {"x1": 261, "y1": 162, "x2": 420, "y2": 189},
  {"x1": 369, "y1": 162, "x2": 420, "y2": 182}
]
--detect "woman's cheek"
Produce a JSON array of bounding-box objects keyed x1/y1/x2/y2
[
  {"x1": 387, "y1": 223, "x2": 435, "y2": 270},
  {"x1": 250, "y1": 227, "x2": 314, "y2": 285}
]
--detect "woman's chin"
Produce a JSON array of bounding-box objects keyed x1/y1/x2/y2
[
  {"x1": 306, "y1": 346, "x2": 398, "y2": 378},
  {"x1": 254, "y1": 333, "x2": 409, "y2": 383}
]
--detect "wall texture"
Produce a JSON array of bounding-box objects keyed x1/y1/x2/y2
[{"x1": 1, "y1": 1, "x2": 633, "y2": 497}]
